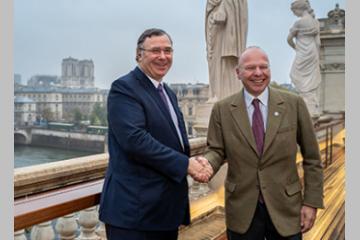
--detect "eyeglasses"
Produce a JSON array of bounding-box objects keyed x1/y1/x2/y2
[
  {"x1": 242, "y1": 65, "x2": 270, "y2": 72},
  {"x1": 139, "y1": 47, "x2": 174, "y2": 55}
]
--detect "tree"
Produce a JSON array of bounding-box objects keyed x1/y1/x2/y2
[
  {"x1": 72, "y1": 108, "x2": 83, "y2": 125},
  {"x1": 90, "y1": 103, "x2": 107, "y2": 126},
  {"x1": 41, "y1": 107, "x2": 53, "y2": 121},
  {"x1": 270, "y1": 81, "x2": 297, "y2": 94},
  {"x1": 92, "y1": 115, "x2": 101, "y2": 125}
]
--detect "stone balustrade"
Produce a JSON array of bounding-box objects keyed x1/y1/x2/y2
[
  {"x1": 14, "y1": 137, "x2": 207, "y2": 240},
  {"x1": 14, "y1": 118, "x2": 345, "y2": 240},
  {"x1": 15, "y1": 206, "x2": 104, "y2": 240},
  {"x1": 14, "y1": 137, "x2": 207, "y2": 198}
]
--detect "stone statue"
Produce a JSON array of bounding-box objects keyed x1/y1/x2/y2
[
  {"x1": 205, "y1": 0, "x2": 248, "y2": 102},
  {"x1": 328, "y1": 3, "x2": 345, "y2": 28},
  {"x1": 287, "y1": 0, "x2": 322, "y2": 117}
]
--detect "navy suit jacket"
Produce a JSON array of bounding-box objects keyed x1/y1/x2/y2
[{"x1": 99, "y1": 67, "x2": 191, "y2": 231}]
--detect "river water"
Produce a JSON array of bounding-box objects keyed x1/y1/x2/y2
[{"x1": 14, "y1": 145, "x2": 95, "y2": 168}]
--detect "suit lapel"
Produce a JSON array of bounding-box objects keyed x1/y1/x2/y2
[
  {"x1": 263, "y1": 88, "x2": 286, "y2": 155},
  {"x1": 230, "y1": 90, "x2": 259, "y2": 155},
  {"x1": 164, "y1": 83, "x2": 190, "y2": 154},
  {"x1": 133, "y1": 68, "x2": 186, "y2": 152},
  {"x1": 133, "y1": 67, "x2": 174, "y2": 123}
]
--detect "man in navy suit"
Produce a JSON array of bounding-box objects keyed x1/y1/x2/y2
[{"x1": 99, "y1": 28, "x2": 212, "y2": 240}]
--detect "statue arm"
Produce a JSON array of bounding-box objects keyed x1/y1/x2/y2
[
  {"x1": 287, "y1": 30, "x2": 297, "y2": 50},
  {"x1": 212, "y1": 0, "x2": 227, "y2": 24},
  {"x1": 288, "y1": 21, "x2": 299, "y2": 50}
]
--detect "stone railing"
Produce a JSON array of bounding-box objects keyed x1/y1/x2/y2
[
  {"x1": 14, "y1": 137, "x2": 207, "y2": 240},
  {"x1": 14, "y1": 118, "x2": 345, "y2": 240}
]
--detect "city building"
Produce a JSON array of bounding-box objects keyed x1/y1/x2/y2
[
  {"x1": 15, "y1": 86, "x2": 65, "y2": 122},
  {"x1": 14, "y1": 56, "x2": 108, "y2": 125},
  {"x1": 319, "y1": 4, "x2": 345, "y2": 113},
  {"x1": 62, "y1": 88, "x2": 108, "y2": 119},
  {"x1": 61, "y1": 57, "x2": 95, "y2": 88},
  {"x1": 169, "y1": 83, "x2": 209, "y2": 137},
  {"x1": 14, "y1": 96, "x2": 36, "y2": 126},
  {"x1": 27, "y1": 75, "x2": 61, "y2": 88},
  {"x1": 14, "y1": 85, "x2": 108, "y2": 122}
]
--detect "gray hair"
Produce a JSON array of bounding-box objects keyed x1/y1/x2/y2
[{"x1": 136, "y1": 28, "x2": 173, "y2": 61}]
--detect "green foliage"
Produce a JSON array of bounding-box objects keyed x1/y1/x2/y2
[
  {"x1": 90, "y1": 103, "x2": 108, "y2": 126},
  {"x1": 270, "y1": 81, "x2": 297, "y2": 94},
  {"x1": 41, "y1": 108, "x2": 53, "y2": 121},
  {"x1": 270, "y1": 81, "x2": 283, "y2": 89},
  {"x1": 72, "y1": 108, "x2": 83, "y2": 124}
]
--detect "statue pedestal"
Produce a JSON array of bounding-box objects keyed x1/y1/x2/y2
[{"x1": 193, "y1": 101, "x2": 214, "y2": 137}]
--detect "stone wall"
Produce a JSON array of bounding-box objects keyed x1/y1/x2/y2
[{"x1": 21, "y1": 128, "x2": 105, "y2": 153}]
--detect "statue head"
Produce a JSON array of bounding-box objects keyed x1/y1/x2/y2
[{"x1": 291, "y1": 0, "x2": 315, "y2": 18}]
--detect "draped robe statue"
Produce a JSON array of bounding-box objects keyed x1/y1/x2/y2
[
  {"x1": 288, "y1": 0, "x2": 322, "y2": 117},
  {"x1": 206, "y1": 0, "x2": 248, "y2": 102}
]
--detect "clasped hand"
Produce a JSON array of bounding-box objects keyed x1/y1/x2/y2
[{"x1": 188, "y1": 156, "x2": 214, "y2": 183}]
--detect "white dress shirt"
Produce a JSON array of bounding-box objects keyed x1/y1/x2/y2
[{"x1": 243, "y1": 87, "x2": 269, "y2": 131}]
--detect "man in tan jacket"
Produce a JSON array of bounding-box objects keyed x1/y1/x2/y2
[{"x1": 200, "y1": 46, "x2": 323, "y2": 239}]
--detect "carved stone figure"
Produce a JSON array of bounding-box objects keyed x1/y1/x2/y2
[
  {"x1": 205, "y1": 0, "x2": 248, "y2": 101},
  {"x1": 287, "y1": 0, "x2": 321, "y2": 117}
]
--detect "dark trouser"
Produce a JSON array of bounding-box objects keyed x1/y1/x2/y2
[
  {"x1": 227, "y1": 202, "x2": 302, "y2": 240},
  {"x1": 105, "y1": 224, "x2": 178, "y2": 240}
]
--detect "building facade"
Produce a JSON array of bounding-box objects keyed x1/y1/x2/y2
[
  {"x1": 319, "y1": 4, "x2": 345, "y2": 113},
  {"x1": 169, "y1": 83, "x2": 209, "y2": 138},
  {"x1": 14, "y1": 56, "x2": 109, "y2": 125},
  {"x1": 14, "y1": 96, "x2": 37, "y2": 126},
  {"x1": 61, "y1": 57, "x2": 95, "y2": 88},
  {"x1": 14, "y1": 86, "x2": 108, "y2": 123},
  {"x1": 62, "y1": 88, "x2": 107, "y2": 119},
  {"x1": 27, "y1": 75, "x2": 61, "y2": 88}
]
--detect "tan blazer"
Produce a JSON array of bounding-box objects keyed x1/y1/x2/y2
[{"x1": 204, "y1": 87, "x2": 324, "y2": 236}]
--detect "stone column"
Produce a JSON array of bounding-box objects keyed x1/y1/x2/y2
[
  {"x1": 55, "y1": 213, "x2": 78, "y2": 240},
  {"x1": 14, "y1": 229, "x2": 27, "y2": 240},
  {"x1": 76, "y1": 207, "x2": 100, "y2": 240},
  {"x1": 30, "y1": 221, "x2": 55, "y2": 240}
]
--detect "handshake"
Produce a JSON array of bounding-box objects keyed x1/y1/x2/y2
[{"x1": 188, "y1": 156, "x2": 214, "y2": 183}]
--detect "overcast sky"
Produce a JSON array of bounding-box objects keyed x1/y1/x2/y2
[{"x1": 14, "y1": 0, "x2": 346, "y2": 89}]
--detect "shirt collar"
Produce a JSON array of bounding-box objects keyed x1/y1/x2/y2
[
  {"x1": 149, "y1": 77, "x2": 162, "y2": 89},
  {"x1": 244, "y1": 87, "x2": 269, "y2": 108},
  {"x1": 138, "y1": 66, "x2": 163, "y2": 89}
]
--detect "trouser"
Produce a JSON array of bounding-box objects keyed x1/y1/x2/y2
[
  {"x1": 227, "y1": 202, "x2": 302, "y2": 240},
  {"x1": 105, "y1": 224, "x2": 178, "y2": 240}
]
